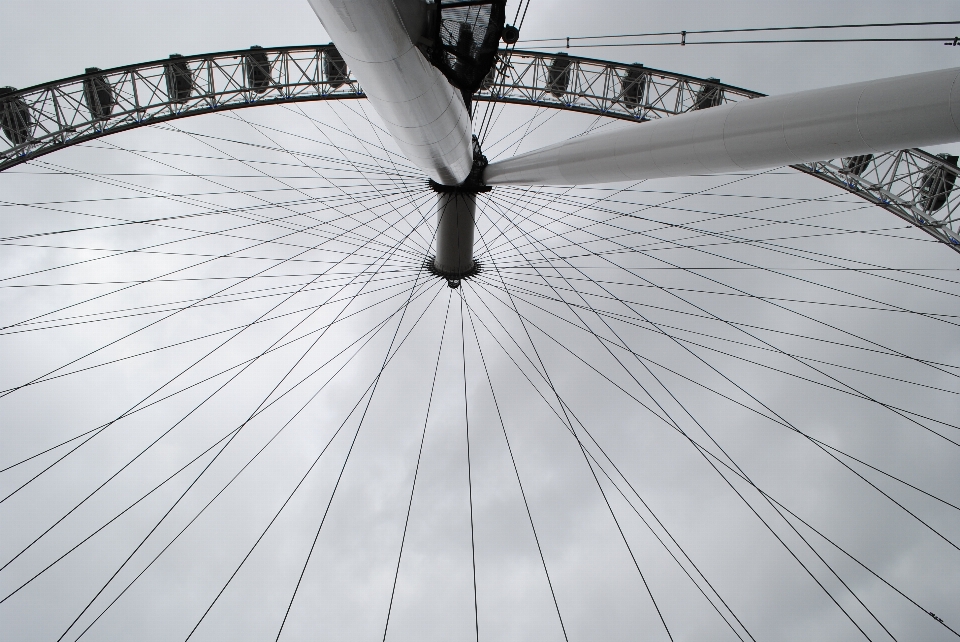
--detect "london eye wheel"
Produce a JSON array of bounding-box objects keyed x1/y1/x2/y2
[{"x1": 1, "y1": 2, "x2": 958, "y2": 641}]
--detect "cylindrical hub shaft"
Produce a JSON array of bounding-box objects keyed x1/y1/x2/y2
[
  {"x1": 434, "y1": 192, "x2": 477, "y2": 276},
  {"x1": 484, "y1": 66, "x2": 960, "y2": 186}
]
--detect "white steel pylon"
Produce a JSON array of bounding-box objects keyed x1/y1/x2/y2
[{"x1": 307, "y1": 0, "x2": 960, "y2": 273}]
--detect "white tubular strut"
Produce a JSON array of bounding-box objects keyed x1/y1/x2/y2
[
  {"x1": 484, "y1": 67, "x2": 960, "y2": 186},
  {"x1": 306, "y1": 0, "x2": 473, "y2": 185}
]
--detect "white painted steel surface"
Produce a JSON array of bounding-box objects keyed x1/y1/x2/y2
[
  {"x1": 306, "y1": 0, "x2": 473, "y2": 184},
  {"x1": 485, "y1": 67, "x2": 960, "y2": 186}
]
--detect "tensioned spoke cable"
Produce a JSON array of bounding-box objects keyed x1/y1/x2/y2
[
  {"x1": 26, "y1": 151, "x2": 421, "y2": 252},
  {"x1": 464, "y1": 280, "x2": 679, "y2": 641},
  {"x1": 487, "y1": 194, "x2": 930, "y2": 264},
  {"x1": 486, "y1": 197, "x2": 960, "y2": 550},
  {"x1": 483, "y1": 169, "x2": 848, "y2": 255},
  {"x1": 566, "y1": 361, "x2": 950, "y2": 638},
  {"x1": 223, "y1": 105, "x2": 423, "y2": 175},
  {"x1": 489, "y1": 269, "x2": 908, "y2": 327},
  {"x1": 68, "y1": 308, "x2": 409, "y2": 641},
  {"x1": 482, "y1": 189, "x2": 960, "y2": 390},
  {"x1": 475, "y1": 271, "x2": 959, "y2": 397},
  {"x1": 0, "y1": 170, "x2": 433, "y2": 333},
  {"x1": 481, "y1": 172, "x2": 771, "y2": 261},
  {"x1": 754, "y1": 486, "x2": 960, "y2": 638},
  {"x1": 0, "y1": 209, "x2": 423, "y2": 502},
  {"x1": 0, "y1": 281, "x2": 428, "y2": 473},
  {"x1": 382, "y1": 291, "x2": 452, "y2": 642},
  {"x1": 462, "y1": 296, "x2": 570, "y2": 642},
  {"x1": 465, "y1": 284, "x2": 753, "y2": 641},
  {"x1": 201, "y1": 109, "x2": 427, "y2": 252},
  {"x1": 0, "y1": 283, "x2": 417, "y2": 473},
  {"x1": 98, "y1": 132, "x2": 433, "y2": 261},
  {"x1": 0, "y1": 272, "x2": 417, "y2": 403},
  {"x1": 506, "y1": 189, "x2": 899, "y2": 246},
  {"x1": 498, "y1": 186, "x2": 960, "y2": 323},
  {"x1": 274, "y1": 232, "x2": 439, "y2": 642},
  {"x1": 507, "y1": 203, "x2": 960, "y2": 434},
  {"x1": 485, "y1": 268, "x2": 959, "y2": 333},
  {"x1": 149, "y1": 121, "x2": 424, "y2": 179},
  {"x1": 506, "y1": 202, "x2": 958, "y2": 312},
  {"x1": 488, "y1": 108, "x2": 562, "y2": 162},
  {"x1": 0, "y1": 282, "x2": 436, "y2": 592},
  {"x1": 572, "y1": 408, "x2": 675, "y2": 641},
  {"x1": 4, "y1": 169, "x2": 417, "y2": 182},
  {"x1": 74, "y1": 140, "x2": 422, "y2": 179},
  {"x1": 467, "y1": 273, "x2": 880, "y2": 640},
  {"x1": 571, "y1": 427, "x2": 754, "y2": 640},
  {"x1": 0, "y1": 275, "x2": 436, "y2": 578},
  {"x1": 479, "y1": 278, "x2": 960, "y2": 471},
  {"x1": 0, "y1": 240, "x2": 418, "y2": 279},
  {"x1": 476, "y1": 202, "x2": 888, "y2": 640},
  {"x1": 1, "y1": 190, "x2": 436, "y2": 504},
  {"x1": 521, "y1": 222, "x2": 900, "y2": 639},
  {"x1": 0, "y1": 185, "x2": 417, "y2": 265},
  {"x1": 488, "y1": 260, "x2": 924, "y2": 637},
  {"x1": 65, "y1": 140, "x2": 426, "y2": 261},
  {"x1": 0, "y1": 185, "x2": 435, "y2": 394},
  {"x1": 476, "y1": 206, "x2": 955, "y2": 634},
  {"x1": 0, "y1": 269, "x2": 417, "y2": 339},
  {"x1": 1, "y1": 429, "x2": 229, "y2": 599},
  {"x1": 481, "y1": 188, "x2": 959, "y2": 427},
  {"x1": 288, "y1": 102, "x2": 435, "y2": 254},
  {"x1": 488, "y1": 183, "x2": 959, "y2": 303},
  {"x1": 475, "y1": 206, "x2": 684, "y2": 641},
  {"x1": 4, "y1": 188, "x2": 434, "y2": 496},
  {"x1": 471, "y1": 273, "x2": 960, "y2": 518},
  {"x1": 58, "y1": 198, "x2": 434, "y2": 642},
  {"x1": 459, "y1": 294, "x2": 481, "y2": 642},
  {"x1": 0, "y1": 184, "x2": 416, "y2": 228},
  {"x1": 335, "y1": 100, "x2": 438, "y2": 253},
  {"x1": 180, "y1": 281, "x2": 446, "y2": 642}
]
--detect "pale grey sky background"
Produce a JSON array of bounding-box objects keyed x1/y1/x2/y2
[{"x1": 1, "y1": 2, "x2": 959, "y2": 641}]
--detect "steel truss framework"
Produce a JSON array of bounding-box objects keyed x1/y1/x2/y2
[{"x1": 1, "y1": 45, "x2": 958, "y2": 251}]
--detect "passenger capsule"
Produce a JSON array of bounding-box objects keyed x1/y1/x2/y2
[
  {"x1": 620, "y1": 64, "x2": 646, "y2": 109},
  {"x1": 0, "y1": 87, "x2": 32, "y2": 146},
  {"x1": 165, "y1": 54, "x2": 193, "y2": 103},
  {"x1": 919, "y1": 154, "x2": 958, "y2": 213},
  {"x1": 547, "y1": 53, "x2": 571, "y2": 99},
  {"x1": 244, "y1": 46, "x2": 271, "y2": 94},
  {"x1": 692, "y1": 78, "x2": 723, "y2": 110},
  {"x1": 83, "y1": 68, "x2": 115, "y2": 120},
  {"x1": 323, "y1": 47, "x2": 349, "y2": 90}
]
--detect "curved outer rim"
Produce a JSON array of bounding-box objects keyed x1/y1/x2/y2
[{"x1": 1, "y1": 46, "x2": 957, "y2": 252}]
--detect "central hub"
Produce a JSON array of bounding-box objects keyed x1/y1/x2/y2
[{"x1": 426, "y1": 136, "x2": 489, "y2": 287}]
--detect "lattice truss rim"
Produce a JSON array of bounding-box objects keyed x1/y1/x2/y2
[{"x1": 1, "y1": 45, "x2": 957, "y2": 251}]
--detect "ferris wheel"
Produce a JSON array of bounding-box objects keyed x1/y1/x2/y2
[{"x1": 1, "y1": 1, "x2": 959, "y2": 641}]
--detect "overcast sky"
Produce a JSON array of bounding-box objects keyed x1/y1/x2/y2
[{"x1": 1, "y1": 2, "x2": 959, "y2": 641}]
